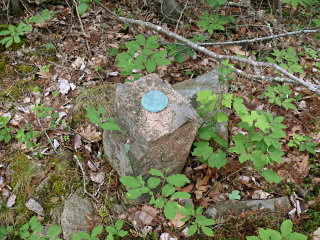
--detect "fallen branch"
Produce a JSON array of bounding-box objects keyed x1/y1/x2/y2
[
  {"x1": 119, "y1": 17, "x2": 320, "y2": 95},
  {"x1": 197, "y1": 29, "x2": 319, "y2": 46}
]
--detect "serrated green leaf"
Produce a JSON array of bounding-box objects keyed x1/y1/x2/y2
[
  {"x1": 135, "y1": 34, "x2": 146, "y2": 46},
  {"x1": 162, "y1": 184, "x2": 176, "y2": 197},
  {"x1": 115, "y1": 220, "x2": 123, "y2": 231},
  {"x1": 188, "y1": 225, "x2": 198, "y2": 236},
  {"x1": 154, "y1": 57, "x2": 171, "y2": 65},
  {"x1": 280, "y1": 220, "x2": 293, "y2": 237},
  {"x1": 261, "y1": 170, "x2": 282, "y2": 183},
  {"x1": 166, "y1": 174, "x2": 190, "y2": 187},
  {"x1": 170, "y1": 191, "x2": 191, "y2": 200},
  {"x1": 145, "y1": 60, "x2": 156, "y2": 72},
  {"x1": 100, "y1": 121, "x2": 121, "y2": 131},
  {"x1": 192, "y1": 141, "x2": 213, "y2": 159},
  {"x1": 216, "y1": 112, "x2": 228, "y2": 122},
  {"x1": 201, "y1": 226, "x2": 214, "y2": 236},
  {"x1": 77, "y1": 2, "x2": 90, "y2": 16},
  {"x1": 149, "y1": 169, "x2": 164, "y2": 178},
  {"x1": 164, "y1": 202, "x2": 177, "y2": 220},
  {"x1": 208, "y1": 150, "x2": 227, "y2": 169},
  {"x1": 105, "y1": 226, "x2": 117, "y2": 235},
  {"x1": 119, "y1": 176, "x2": 142, "y2": 188},
  {"x1": 174, "y1": 52, "x2": 185, "y2": 63},
  {"x1": 47, "y1": 225, "x2": 61, "y2": 238},
  {"x1": 147, "y1": 177, "x2": 161, "y2": 189},
  {"x1": 228, "y1": 190, "x2": 241, "y2": 200}
]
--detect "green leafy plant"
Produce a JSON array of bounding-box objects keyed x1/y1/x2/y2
[
  {"x1": 105, "y1": 220, "x2": 128, "y2": 240},
  {"x1": 77, "y1": 0, "x2": 90, "y2": 16},
  {"x1": 228, "y1": 190, "x2": 241, "y2": 200},
  {"x1": 206, "y1": 0, "x2": 227, "y2": 8},
  {"x1": 288, "y1": 134, "x2": 317, "y2": 154},
  {"x1": 0, "y1": 10, "x2": 57, "y2": 48},
  {"x1": 193, "y1": 90, "x2": 286, "y2": 183},
  {"x1": 259, "y1": 84, "x2": 297, "y2": 110},
  {"x1": 16, "y1": 128, "x2": 40, "y2": 149},
  {"x1": 217, "y1": 59, "x2": 235, "y2": 82},
  {"x1": 197, "y1": 11, "x2": 235, "y2": 34},
  {"x1": 246, "y1": 219, "x2": 308, "y2": 240},
  {"x1": 1, "y1": 216, "x2": 62, "y2": 240},
  {"x1": 266, "y1": 47, "x2": 304, "y2": 74},
  {"x1": 115, "y1": 35, "x2": 171, "y2": 80},
  {"x1": 120, "y1": 169, "x2": 191, "y2": 220},
  {"x1": 30, "y1": 103, "x2": 59, "y2": 128},
  {"x1": 166, "y1": 42, "x2": 194, "y2": 63},
  {"x1": 72, "y1": 226, "x2": 103, "y2": 240},
  {"x1": 192, "y1": 91, "x2": 231, "y2": 169},
  {"x1": 86, "y1": 105, "x2": 121, "y2": 131},
  {"x1": 0, "y1": 115, "x2": 12, "y2": 143},
  {"x1": 0, "y1": 23, "x2": 32, "y2": 48},
  {"x1": 312, "y1": 15, "x2": 320, "y2": 26},
  {"x1": 186, "y1": 206, "x2": 216, "y2": 237}
]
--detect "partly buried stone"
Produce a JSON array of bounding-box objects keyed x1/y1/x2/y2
[
  {"x1": 173, "y1": 69, "x2": 228, "y2": 141},
  {"x1": 103, "y1": 74, "x2": 199, "y2": 178},
  {"x1": 205, "y1": 197, "x2": 291, "y2": 218},
  {"x1": 60, "y1": 194, "x2": 97, "y2": 240}
]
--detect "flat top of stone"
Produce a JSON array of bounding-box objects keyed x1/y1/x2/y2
[
  {"x1": 115, "y1": 74, "x2": 198, "y2": 141},
  {"x1": 141, "y1": 90, "x2": 168, "y2": 112}
]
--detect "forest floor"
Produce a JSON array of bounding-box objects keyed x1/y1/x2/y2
[{"x1": 0, "y1": 0, "x2": 319, "y2": 239}]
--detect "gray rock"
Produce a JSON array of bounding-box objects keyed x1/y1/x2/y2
[
  {"x1": 173, "y1": 70, "x2": 228, "y2": 141},
  {"x1": 103, "y1": 74, "x2": 199, "y2": 180},
  {"x1": 26, "y1": 198, "x2": 44, "y2": 216},
  {"x1": 60, "y1": 194, "x2": 94, "y2": 240},
  {"x1": 205, "y1": 197, "x2": 291, "y2": 218}
]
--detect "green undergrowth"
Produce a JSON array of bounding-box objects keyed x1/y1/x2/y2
[{"x1": 0, "y1": 150, "x2": 81, "y2": 227}]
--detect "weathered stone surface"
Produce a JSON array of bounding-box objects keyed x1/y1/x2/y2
[
  {"x1": 173, "y1": 70, "x2": 228, "y2": 141},
  {"x1": 205, "y1": 197, "x2": 291, "y2": 218},
  {"x1": 60, "y1": 194, "x2": 94, "y2": 240},
  {"x1": 103, "y1": 74, "x2": 199, "y2": 179},
  {"x1": 26, "y1": 198, "x2": 44, "y2": 216}
]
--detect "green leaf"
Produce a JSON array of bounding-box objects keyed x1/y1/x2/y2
[
  {"x1": 5, "y1": 38, "x2": 13, "y2": 48},
  {"x1": 170, "y1": 192, "x2": 191, "y2": 200},
  {"x1": 199, "y1": 218, "x2": 216, "y2": 226},
  {"x1": 91, "y1": 225, "x2": 103, "y2": 236},
  {"x1": 0, "y1": 30, "x2": 11, "y2": 35},
  {"x1": 105, "y1": 226, "x2": 117, "y2": 235},
  {"x1": 192, "y1": 141, "x2": 213, "y2": 160},
  {"x1": 118, "y1": 230, "x2": 128, "y2": 237},
  {"x1": 174, "y1": 52, "x2": 185, "y2": 63},
  {"x1": 151, "y1": 50, "x2": 167, "y2": 59},
  {"x1": 164, "y1": 202, "x2": 177, "y2": 220},
  {"x1": 147, "y1": 177, "x2": 161, "y2": 189},
  {"x1": 246, "y1": 237, "x2": 261, "y2": 240},
  {"x1": 149, "y1": 169, "x2": 164, "y2": 178},
  {"x1": 261, "y1": 170, "x2": 282, "y2": 183},
  {"x1": 166, "y1": 174, "x2": 190, "y2": 187},
  {"x1": 208, "y1": 150, "x2": 227, "y2": 169},
  {"x1": 99, "y1": 121, "x2": 121, "y2": 131},
  {"x1": 47, "y1": 225, "x2": 61, "y2": 238},
  {"x1": 216, "y1": 112, "x2": 228, "y2": 122},
  {"x1": 106, "y1": 234, "x2": 114, "y2": 240},
  {"x1": 77, "y1": 2, "x2": 90, "y2": 16},
  {"x1": 120, "y1": 176, "x2": 143, "y2": 188},
  {"x1": 222, "y1": 94, "x2": 233, "y2": 108},
  {"x1": 86, "y1": 107, "x2": 100, "y2": 124},
  {"x1": 145, "y1": 60, "x2": 156, "y2": 72},
  {"x1": 154, "y1": 57, "x2": 171, "y2": 65},
  {"x1": 285, "y1": 232, "x2": 308, "y2": 240},
  {"x1": 188, "y1": 225, "x2": 198, "y2": 236},
  {"x1": 135, "y1": 34, "x2": 146, "y2": 46},
  {"x1": 115, "y1": 220, "x2": 123, "y2": 231},
  {"x1": 108, "y1": 48, "x2": 118, "y2": 56},
  {"x1": 126, "y1": 188, "x2": 146, "y2": 199},
  {"x1": 239, "y1": 153, "x2": 251, "y2": 163},
  {"x1": 162, "y1": 184, "x2": 176, "y2": 197},
  {"x1": 280, "y1": 220, "x2": 293, "y2": 237},
  {"x1": 201, "y1": 226, "x2": 214, "y2": 236},
  {"x1": 228, "y1": 190, "x2": 241, "y2": 200},
  {"x1": 146, "y1": 36, "x2": 159, "y2": 49}
]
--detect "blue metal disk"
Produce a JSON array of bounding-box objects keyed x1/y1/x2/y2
[{"x1": 141, "y1": 90, "x2": 168, "y2": 112}]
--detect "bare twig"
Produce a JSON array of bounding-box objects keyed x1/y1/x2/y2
[
  {"x1": 174, "y1": 0, "x2": 189, "y2": 35},
  {"x1": 196, "y1": 29, "x2": 319, "y2": 46},
  {"x1": 118, "y1": 17, "x2": 320, "y2": 95},
  {"x1": 36, "y1": 118, "x2": 58, "y2": 155},
  {"x1": 73, "y1": 0, "x2": 91, "y2": 56},
  {"x1": 74, "y1": 154, "x2": 97, "y2": 200}
]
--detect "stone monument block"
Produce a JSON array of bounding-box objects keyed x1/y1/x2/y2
[{"x1": 102, "y1": 74, "x2": 199, "y2": 178}]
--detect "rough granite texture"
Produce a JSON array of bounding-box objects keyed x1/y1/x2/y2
[
  {"x1": 60, "y1": 194, "x2": 94, "y2": 240},
  {"x1": 205, "y1": 197, "x2": 291, "y2": 218},
  {"x1": 173, "y1": 69, "x2": 228, "y2": 141},
  {"x1": 103, "y1": 74, "x2": 199, "y2": 178}
]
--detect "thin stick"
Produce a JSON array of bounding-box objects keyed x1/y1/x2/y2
[
  {"x1": 195, "y1": 29, "x2": 319, "y2": 46},
  {"x1": 74, "y1": 155, "x2": 97, "y2": 200},
  {"x1": 118, "y1": 17, "x2": 320, "y2": 95},
  {"x1": 73, "y1": 0, "x2": 91, "y2": 56},
  {"x1": 174, "y1": 0, "x2": 189, "y2": 35}
]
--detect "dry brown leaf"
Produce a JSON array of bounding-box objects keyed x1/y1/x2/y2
[
  {"x1": 80, "y1": 125, "x2": 101, "y2": 142},
  {"x1": 169, "y1": 212, "x2": 186, "y2": 228}
]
